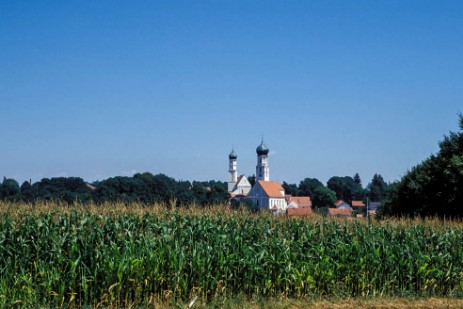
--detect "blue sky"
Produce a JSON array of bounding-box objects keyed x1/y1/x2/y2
[{"x1": 1, "y1": 1, "x2": 462, "y2": 186}]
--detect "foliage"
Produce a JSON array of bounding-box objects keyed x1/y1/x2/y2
[
  {"x1": 312, "y1": 186, "x2": 336, "y2": 208},
  {"x1": 1, "y1": 172, "x2": 229, "y2": 207},
  {"x1": 282, "y1": 181, "x2": 300, "y2": 196},
  {"x1": 298, "y1": 178, "x2": 323, "y2": 197},
  {"x1": 367, "y1": 174, "x2": 389, "y2": 202},
  {"x1": 20, "y1": 181, "x2": 34, "y2": 202},
  {"x1": 91, "y1": 176, "x2": 150, "y2": 204},
  {"x1": 18, "y1": 177, "x2": 94, "y2": 204},
  {"x1": 1, "y1": 203, "x2": 463, "y2": 307},
  {"x1": 1, "y1": 177, "x2": 20, "y2": 201},
  {"x1": 353, "y1": 173, "x2": 362, "y2": 186},
  {"x1": 327, "y1": 176, "x2": 365, "y2": 203},
  {"x1": 382, "y1": 115, "x2": 463, "y2": 217}
]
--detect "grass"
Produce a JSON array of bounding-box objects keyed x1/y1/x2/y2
[{"x1": 0, "y1": 201, "x2": 462, "y2": 307}]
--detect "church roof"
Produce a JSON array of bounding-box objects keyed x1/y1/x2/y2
[
  {"x1": 257, "y1": 181, "x2": 285, "y2": 198},
  {"x1": 229, "y1": 149, "x2": 237, "y2": 159},
  {"x1": 235, "y1": 175, "x2": 250, "y2": 186},
  {"x1": 256, "y1": 140, "x2": 269, "y2": 155}
]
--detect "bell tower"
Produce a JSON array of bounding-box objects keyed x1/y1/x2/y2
[
  {"x1": 228, "y1": 148, "x2": 238, "y2": 192},
  {"x1": 256, "y1": 139, "x2": 270, "y2": 181}
]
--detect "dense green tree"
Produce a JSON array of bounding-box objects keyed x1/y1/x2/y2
[
  {"x1": 312, "y1": 186, "x2": 337, "y2": 208},
  {"x1": 33, "y1": 177, "x2": 92, "y2": 203},
  {"x1": 206, "y1": 183, "x2": 230, "y2": 205},
  {"x1": 298, "y1": 178, "x2": 324, "y2": 197},
  {"x1": 175, "y1": 180, "x2": 194, "y2": 206},
  {"x1": 382, "y1": 114, "x2": 463, "y2": 217},
  {"x1": 353, "y1": 173, "x2": 362, "y2": 186},
  {"x1": 192, "y1": 182, "x2": 208, "y2": 206},
  {"x1": 327, "y1": 176, "x2": 364, "y2": 203},
  {"x1": 20, "y1": 181, "x2": 35, "y2": 202},
  {"x1": 367, "y1": 174, "x2": 388, "y2": 202},
  {"x1": 282, "y1": 181, "x2": 299, "y2": 196},
  {"x1": 91, "y1": 176, "x2": 150, "y2": 204},
  {"x1": 134, "y1": 173, "x2": 177, "y2": 204},
  {"x1": 1, "y1": 177, "x2": 20, "y2": 201}
]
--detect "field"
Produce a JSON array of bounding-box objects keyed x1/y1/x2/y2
[{"x1": 0, "y1": 202, "x2": 463, "y2": 308}]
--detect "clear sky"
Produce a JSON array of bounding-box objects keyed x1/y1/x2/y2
[{"x1": 1, "y1": 1, "x2": 462, "y2": 186}]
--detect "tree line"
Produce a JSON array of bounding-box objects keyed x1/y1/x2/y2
[
  {"x1": 281, "y1": 173, "x2": 388, "y2": 210},
  {"x1": 0, "y1": 173, "x2": 230, "y2": 207},
  {"x1": 2, "y1": 114, "x2": 460, "y2": 216},
  {"x1": 0, "y1": 171, "x2": 389, "y2": 210}
]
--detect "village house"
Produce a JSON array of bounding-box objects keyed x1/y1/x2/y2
[
  {"x1": 286, "y1": 196, "x2": 312, "y2": 208},
  {"x1": 328, "y1": 207, "x2": 353, "y2": 217}
]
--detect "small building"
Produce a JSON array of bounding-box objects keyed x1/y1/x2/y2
[
  {"x1": 328, "y1": 207, "x2": 353, "y2": 217},
  {"x1": 335, "y1": 200, "x2": 351, "y2": 209},
  {"x1": 287, "y1": 207, "x2": 313, "y2": 217},
  {"x1": 286, "y1": 196, "x2": 312, "y2": 208},
  {"x1": 247, "y1": 180, "x2": 287, "y2": 210},
  {"x1": 352, "y1": 200, "x2": 365, "y2": 207},
  {"x1": 367, "y1": 201, "x2": 381, "y2": 217}
]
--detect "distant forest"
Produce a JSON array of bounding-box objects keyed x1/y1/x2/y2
[
  {"x1": 0, "y1": 171, "x2": 386, "y2": 207},
  {"x1": 0, "y1": 173, "x2": 230, "y2": 207},
  {"x1": 1, "y1": 115, "x2": 462, "y2": 218}
]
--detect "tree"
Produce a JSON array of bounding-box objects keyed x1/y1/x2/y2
[
  {"x1": 327, "y1": 176, "x2": 364, "y2": 203},
  {"x1": 134, "y1": 173, "x2": 177, "y2": 204},
  {"x1": 206, "y1": 183, "x2": 230, "y2": 205},
  {"x1": 282, "y1": 181, "x2": 299, "y2": 196},
  {"x1": 312, "y1": 186, "x2": 337, "y2": 208},
  {"x1": 1, "y1": 177, "x2": 20, "y2": 201},
  {"x1": 192, "y1": 182, "x2": 208, "y2": 206},
  {"x1": 353, "y1": 173, "x2": 362, "y2": 186},
  {"x1": 34, "y1": 177, "x2": 92, "y2": 204},
  {"x1": 298, "y1": 178, "x2": 324, "y2": 197},
  {"x1": 367, "y1": 174, "x2": 388, "y2": 202},
  {"x1": 20, "y1": 181, "x2": 35, "y2": 202},
  {"x1": 382, "y1": 114, "x2": 463, "y2": 217},
  {"x1": 175, "y1": 180, "x2": 194, "y2": 206},
  {"x1": 91, "y1": 176, "x2": 150, "y2": 204}
]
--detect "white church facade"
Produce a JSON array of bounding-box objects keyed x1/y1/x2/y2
[{"x1": 227, "y1": 140, "x2": 312, "y2": 212}]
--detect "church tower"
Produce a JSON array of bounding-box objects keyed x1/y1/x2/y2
[
  {"x1": 228, "y1": 148, "x2": 238, "y2": 192},
  {"x1": 256, "y1": 140, "x2": 270, "y2": 181}
]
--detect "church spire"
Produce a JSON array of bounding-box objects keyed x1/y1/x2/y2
[
  {"x1": 228, "y1": 147, "x2": 238, "y2": 192},
  {"x1": 256, "y1": 139, "x2": 270, "y2": 181}
]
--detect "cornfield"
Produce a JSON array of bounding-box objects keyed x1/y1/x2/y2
[{"x1": 0, "y1": 202, "x2": 463, "y2": 307}]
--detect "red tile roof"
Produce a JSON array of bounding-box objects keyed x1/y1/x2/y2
[
  {"x1": 258, "y1": 181, "x2": 285, "y2": 198},
  {"x1": 288, "y1": 196, "x2": 312, "y2": 207},
  {"x1": 328, "y1": 208, "x2": 352, "y2": 217},
  {"x1": 287, "y1": 208, "x2": 313, "y2": 216},
  {"x1": 335, "y1": 200, "x2": 345, "y2": 207},
  {"x1": 352, "y1": 200, "x2": 365, "y2": 207}
]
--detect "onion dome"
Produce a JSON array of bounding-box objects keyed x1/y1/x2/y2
[
  {"x1": 229, "y1": 149, "x2": 237, "y2": 160},
  {"x1": 256, "y1": 140, "x2": 269, "y2": 155}
]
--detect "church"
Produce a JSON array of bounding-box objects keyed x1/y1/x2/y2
[{"x1": 227, "y1": 140, "x2": 311, "y2": 212}]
